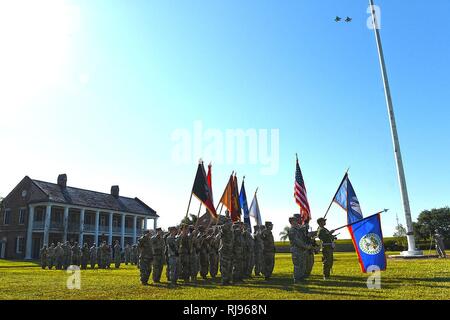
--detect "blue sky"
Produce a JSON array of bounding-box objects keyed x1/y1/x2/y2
[{"x1": 1, "y1": 0, "x2": 449, "y2": 239}]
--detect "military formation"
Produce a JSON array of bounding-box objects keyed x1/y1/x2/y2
[
  {"x1": 288, "y1": 214, "x2": 335, "y2": 282},
  {"x1": 39, "y1": 213, "x2": 343, "y2": 286},
  {"x1": 39, "y1": 240, "x2": 139, "y2": 270},
  {"x1": 136, "y1": 212, "x2": 276, "y2": 286}
]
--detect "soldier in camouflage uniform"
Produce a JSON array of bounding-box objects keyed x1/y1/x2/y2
[
  {"x1": 80, "y1": 243, "x2": 90, "y2": 270},
  {"x1": 434, "y1": 229, "x2": 447, "y2": 258},
  {"x1": 89, "y1": 243, "x2": 97, "y2": 269},
  {"x1": 166, "y1": 226, "x2": 179, "y2": 286},
  {"x1": 124, "y1": 244, "x2": 131, "y2": 265},
  {"x1": 47, "y1": 243, "x2": 55, "y2": 269},
  {"x1": 243, "y1": 224, "x2": 254, "y2": 278},
  {"x1": 54, "y1": 242, "x2": 64, "y2": 270},
  {"x1": 151, "y1": 228, "x2": 165, "y2": 283},
  {"x1": 207, "y1": 228, "x2": 219, "y2": 279},
  {"x1": 62, "y1": 241, "x2": 71, "y2": 269},
  {"x1": 114, "y1": 240, "x2": 121, "y2": 269},
  {"x1": 261, "y1": 222, "x2": 276, "y2": 280},
  {"x1": 40, "y1": 245, "x2": 48, "y2": 269},
  {"x1": 302, "y1": 219, "x2": 319, "y2": 278},
  {"x1": 71, "y1": 242, "x2": 81, "y2": 266},
  {"x1": 218, "y1": 216, "x2": 233, "y2": 285},
  {"x1": 198, "y1": 225, "x2": 209, "y2": 280},
  {"x1": 138, "y1": 230, "x2": 154, "y2": 285},
  {"x1": 130, "y1": 244, "x2": 136, "y2": 265},
  {"x1": 232, "y1": 222, "x2": 244, "y2": 283},
  {"x1": 316, "y1": 217, "x2": 336, "y2": 280},
  {"x1": 189, "y1": 225, "x2": 200, "y2": 283},
  {"x1": 99, "y1": 241, "x2": 109, "y2": 269},
  {"x1": 253, "y1": 226, "x2": 264, "y2": 276},
  {"x1": 288, "y1": 216, "x2": 311, "y2": 283},
  {"x1": 178, "y1": 224, "x2": 191, "y2": 283}
]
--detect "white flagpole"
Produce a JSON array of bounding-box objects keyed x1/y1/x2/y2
[{"x1": 369, "y1": 0, "x2": 421, "y2": 256}]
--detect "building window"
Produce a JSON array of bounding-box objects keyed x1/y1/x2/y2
[
  {"x1": 16, "y1": 237, "x2": 25, "y2": 254},
  {"x1": 19, "y1": 208, "x2": 26, "y2": 225},
  {"x1": 3, "y1": 209, "x2": 11, "y2": 225}
]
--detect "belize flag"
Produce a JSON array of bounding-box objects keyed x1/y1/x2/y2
[
  {"x1": 333, "y1": 173, "x2": 364, "y2": 224},
  {"x1": 348, "y1": 213, "x2": 387, "y2": 273}
]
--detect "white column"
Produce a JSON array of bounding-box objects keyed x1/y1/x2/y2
[
  {"x1": 63, "y1": 207, "x2": 69, "y2": 242},
  {"x1": 154, "y1": 218, "x2": 157, "y2": 230},
  {"x1": 43, "y1": 205, "x2": 52, "y2": 246},
  {"x1": 121, "y1": 213, "x2": 125, "y2": 248},
  {"x1": 79, "y1": 209, "x2": 85, "y2": 245},
  {"x1": 143, "y1": 217, "x2": 147, "y2": 230},
  {"x1": 95, "y1": 210, "x2": 100, "y2": 246},
  {"x1": 25, "y1": 205, "x2": 35, "y2": 260},
  {"x1": 108, "y1": 212, "x2": 113, "y2": 245},
  {"x1": 133, "y1": 215, "x2": 137, "y2": 244}
]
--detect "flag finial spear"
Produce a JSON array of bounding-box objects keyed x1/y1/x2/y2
[
  {"x1": 208, "y1": 162, "x2": 212, "y2": 167},
  {"x1": 198, "y1": 158, "x2": 203, "y2": 164},
  {"x1": 255, "y1": 187, "x2": 259, "y2": 195},
  {"x1": 296, "y1": 153, "x2": 298, "y2": 161},
  {"x1": 345, "y1": 166, "x2": 350, "y2": 175}
]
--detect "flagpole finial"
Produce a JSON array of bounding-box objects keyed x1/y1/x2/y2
[
  {"x1": 296, "y1": 153, "x2": 298, "y2": 161},
  {"x1": 198, "y1": 158, "x2": 203, "y2": 164},
  {"x1": 208, "y1": 162, "x2": 212, "y2": 167},
  {"x1": 255, "y1": 187, "x2": 259, "y2": 195},
  {"x1": 345, "y1": 166, "x2": 350, "y2": 175},
  {"x1": 243, "y1": 175, "x2": 245, "y2": 180}
]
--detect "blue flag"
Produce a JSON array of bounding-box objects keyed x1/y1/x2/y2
[
  {"x1": 333, "y1": 174, "x2": 363, "y2": 224},
  {"x1": 239, "y1": 180, "x2": 251, "y2": 229},
  {"x1": 348, "y1": 213, "x2": 386, "y2": 273}
]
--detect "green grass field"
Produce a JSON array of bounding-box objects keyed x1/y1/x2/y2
[{"x1": 0, "y1": 253, "x2": 449, "y2": 300}]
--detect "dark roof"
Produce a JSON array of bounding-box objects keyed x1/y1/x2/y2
[{"x1": 31, "y1": 180, "x2": 158, "y2": 217}]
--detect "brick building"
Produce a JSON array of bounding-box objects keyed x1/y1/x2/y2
[{"x1": 0, "y1": 174, "x2": 158, "y2": 260}]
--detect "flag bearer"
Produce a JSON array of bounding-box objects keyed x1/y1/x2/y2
[{"x1": 316, "y1": 217, "x2": 336, "y2": 280}]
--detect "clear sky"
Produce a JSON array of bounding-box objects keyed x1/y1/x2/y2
[{"x1": 1, "y1": 0, "x2": 449, "y2": 240}]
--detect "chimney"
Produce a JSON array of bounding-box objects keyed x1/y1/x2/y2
[
  {"x1": 57, "y1": 174, "x2": 67, "y2": 188},
  {"x1": 111, "y1": 185, "x2": 119, "y2": 198}
]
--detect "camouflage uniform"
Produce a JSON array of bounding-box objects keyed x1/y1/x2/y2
[
  {"x1": 47, "y1": 244, "x2": 55, "y2": 269},
  {"x1": 434, "y1": 231, "x2": 447, "y2": 258},
  {"x1": 166, "y1": 228, "x2": 179, "y2": 285},
  {"x1": 218, "y1": 219, "x2": 233, "y2": 285},
  {"x1": 81, "y1": 244, "x2": 90, "y2": 269},
  {"x1": 114, "y1": 242, "x2": 121, "y2": 268},
  {"x1": 253, "y1": 226, "x2": 264, "y2": 276},
  {"x1": 189, "y1": 227, "x2": 200, "y2": 283},
  {"x1": 261, "y1": 222, "x2": 276, "y2": 280},
  {"x1": 106, "y1": 245, "x2": 112, "y2": 268},
  {"x1": 55, "y1": 243, "x2": 64, "y2": 270},
  {"x1": 288, "y1": 218, "x2": 310, "y2": 282},
  {"x1": 124, "y1": 244, "x2": 131, "y2": 265},
  {"x1": 130, "y1": 245, "x2": 137, "y2": 265},
  {"x1": 100, "y1": 242, "x2": 109, "y2": 269},
  {"x1": 151, "y1": 230, "x2": 165, "y2": 283},
  {"x1": 242, "y1": 226, "x2": 254, "y2": 278},
  {"x1": 40, "y1": 246, "x2": 48, "y2": 269},
  {"x1": 138, "y1": 232, "x2": 154, "y2": 285},
  {"x1": 178, "y1": 228, "x2": 191, "y2": 282},
  {"x1": 71, "y1": 243, "x2": 81, "y2": 266},
  {"x1": 198, "y1": 228, "x2": 209, "y2": 280},
  {"x1": 317, "y1": 220, "x2": 335, "y2": 279},
  {"x1": 232, "y1": 223, "x2": 244, "y2": 282},
  {"x1": 208, "y1": 229, "x2": 219, "y2": 279},
  {"x1": 89, "y1": 244, "x2": 97, "y2": 269},
  {"x1": 62, "y1": 242, "x2": 72, "y2": 269}
]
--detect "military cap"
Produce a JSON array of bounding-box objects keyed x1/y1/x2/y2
[
  {"x1": 289, "y1": 216, "x2": 296, "y2": 222},
  {"x1": 293, "y1": 214, "x2": 301, "y2": 219},
  {"x1": 317, "y1": 217, "x2": 327, "y2": 224},
  {"x1": 156, "y1": 227, "x2": 162, "y2": 231},
  {"x1": 143, "y1": 229, "x2": 151, "y2": 234},
  {"x1": 265, "y1": 221, "x2": 273, "y2": 226},
  {"x1": 168, "y1": 226, "x2": 177, "y2": 232}
]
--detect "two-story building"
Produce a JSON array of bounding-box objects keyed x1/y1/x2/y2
[{"x1": 0, "y1": 174, "x2": 158, "y2": 260}]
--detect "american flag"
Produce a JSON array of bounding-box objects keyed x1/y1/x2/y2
[{"x1": 294, "y1": 156, "x2": 311, "y2": 223}]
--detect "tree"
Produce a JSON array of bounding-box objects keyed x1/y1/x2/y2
[
  {"x1": 279, "y1": 226, "x2": 290, "y2": 242},
  {"x1": 413, "y1": 207, "x2": 450, "y2": 240},
  {"x1": 393, "y1": 223, "x2": 407, "y2": 249},
  {"x1": 180, "y1": 214, "x2": 199, "y2": 226}
]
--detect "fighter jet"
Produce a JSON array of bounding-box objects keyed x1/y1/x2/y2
[
  {"x1": 345, "y1": 17, "x2": 352, "y2": 22},
  {"x1": 335, "y1": 16, "x2": 342, "y2": 22}
]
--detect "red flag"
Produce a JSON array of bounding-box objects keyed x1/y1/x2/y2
[{"x1": 207, "y1": 163, "x2": 214, "y2": 206}]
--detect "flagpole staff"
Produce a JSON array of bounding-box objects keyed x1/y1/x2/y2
[
  {"x1": 331, "y1": 209, "x2": 388, "y2": 233},
  {"x1": 323, "y1": 168, "x2": 350, "y2": 219},
  {"x1": 185, "y1": 193, "x2": 193, "y2": 218},
  {"x1": 369, "y1": 0, "x2": 421, "y2": 256}
]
